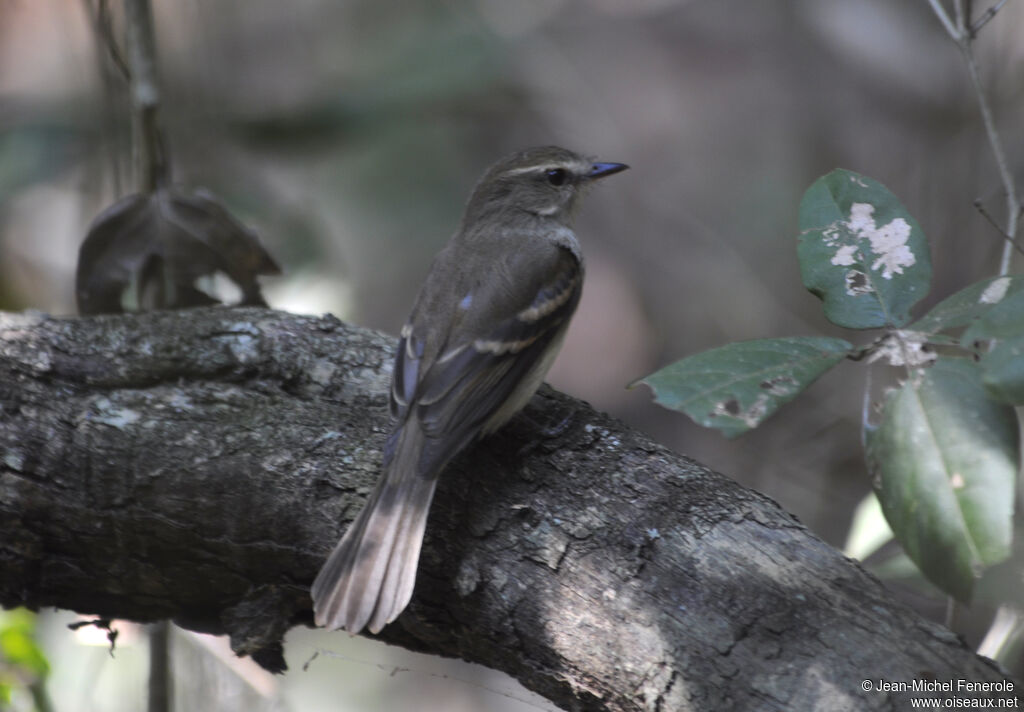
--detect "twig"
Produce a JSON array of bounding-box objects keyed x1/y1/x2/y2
[
  {"x1": 970, "y1": 0, "x2": 1009, "y2": 35},
  {"x1": 860, "y1": 366, "x2": 873, "y2": 450},
  {"x1": 972, "y1": 200, "x2": 1024, "y2": 258},
  {"x1": 67, "y1": 618, "x2": 120, "y2": 656},
  {"x1": 927, "y1": 0, "x2": 1021, "y2": 276},
  {"x1": 954, "y1": 0, "x2": 968, "y2": 32},
  {"x1": 99, "y1": 0, "x2": 132, "y2": 81},
  {"x1": 927, "y1": 0, "x2": 959, "y2": 39},
  {"x1": 124, "y1": 0, "x2": 169, "y2": 191},
  {"x1": 82, "y1": 0, "x2": 129, "y2": 196},
  {"x1": 959, "y1": 39, "x2": 1019, "y2": 274},
  {"x1": 83, "y1": 0, "x2": 131, "y2": 81}
]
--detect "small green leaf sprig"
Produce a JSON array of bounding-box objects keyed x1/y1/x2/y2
[{"x1": 637, "y1": 169, "x2": 1022, "y2": 601}]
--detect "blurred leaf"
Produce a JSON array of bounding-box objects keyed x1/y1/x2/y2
[
  {"x1": 961, "y1": 289, "x2": 1024, "y2": 345},
  {"x1": 979, "y1": 336, "x2": 1024, "y2": 404},
  {"x1": 0, "y1": 609, "x2": 50, "y2": 695},
  {"x1": 635, "y1": 337, "x2": 853, "y2": 438},
  {"x1": 976, "y1": 524, "x2": 1024, "y2": 613},
  {"x1": 911, "y1": 276, "x2": 1024, "y2": 334},
  {"x1": 0, "y1": 608, "x2": 51, "y2": 712},
  {"x1": 975, "y1": 606, "x2": 1024, "y2": 670},
  {"x1": 797, "y1": 169, "x2": 931, "y2": 329},
  {"x1": 75, "y1": 187, "x2": 280, "y2": 314},
  {"x1": 0, "y1": 124, "x2": 84, "y2": 197},
  {"x1": 843, "y1": 491, "x2": 894, "y2": 561},
  {"x1": 866, "y1": 357, "x2": 1019, "y2": 602}
]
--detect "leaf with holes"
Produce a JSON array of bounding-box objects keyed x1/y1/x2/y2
[
  {"x1": 75, "y1": 188, "x2": 280, "y2": 314},
  {"x1": 634, "y1": 337, "x2": 853, "y2": 438},
  {"x1": 798, "y1": 170, "x2": 931, "y2": 329},
  {"x1": 865, "y1": 357, "x2": 1019, "y2": 602}
]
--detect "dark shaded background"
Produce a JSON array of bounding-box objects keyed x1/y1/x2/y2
[{"x1": 2, "y1": 0, "x2": 1022, "y2": 709}]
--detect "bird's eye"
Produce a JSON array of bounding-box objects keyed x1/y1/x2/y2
[{"x1": 545, "y1": 168, "x2": 569, "y2": 186}]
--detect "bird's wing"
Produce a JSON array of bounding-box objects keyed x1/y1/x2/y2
[{"x1": 389, "y1": 240, "x2": 582, "y2": 474}]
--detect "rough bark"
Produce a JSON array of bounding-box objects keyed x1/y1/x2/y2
[{"x1": 0, "y1": 307, "x2": 1016, "y2": 711}]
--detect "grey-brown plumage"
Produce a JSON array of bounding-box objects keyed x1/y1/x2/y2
[{"x1": 311, "y1": 146, "x2": 628, "y2": 634}]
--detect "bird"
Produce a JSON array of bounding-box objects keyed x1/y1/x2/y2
[{"x1": 311, "y1": 145, "x2": 629, "y2": 634}]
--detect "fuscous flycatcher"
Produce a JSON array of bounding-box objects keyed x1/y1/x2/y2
[{"x1": 311, "y1": 146, "x2": 628, "y2": 634}]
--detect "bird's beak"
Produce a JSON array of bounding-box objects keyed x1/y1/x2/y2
[{"x1": 588, "y1": 162, "x2": 629, "y2": 180}]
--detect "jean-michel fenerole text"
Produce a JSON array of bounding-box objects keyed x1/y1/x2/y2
[{"x1": 870, "y1": 679, "x2": 1015, "y2": 694}]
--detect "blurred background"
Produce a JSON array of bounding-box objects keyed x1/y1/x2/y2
[{"x1": 1, "y1": 0, "x2": 1022, "y2": 709}]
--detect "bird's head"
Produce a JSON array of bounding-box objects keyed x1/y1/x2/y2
[{"x1": 464, "y1": 146, "x2": 628, "y2": 225}]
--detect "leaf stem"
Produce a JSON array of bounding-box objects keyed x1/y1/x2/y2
[{"x1": 860, "y1": 366, "x2": 873, "y2": 449}]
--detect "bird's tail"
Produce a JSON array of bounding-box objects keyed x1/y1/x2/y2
[{"x1": 311, "y1": 421, "x2": 439, "y2": 634}]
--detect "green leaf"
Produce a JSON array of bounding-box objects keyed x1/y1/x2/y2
[
  {"x1": 979, "y1": 335, "x2": 1024, "y2": 404},
  {"x1": 961, "y1": 288, "x2": 1024, "y2": 345},
  {"x1": 635, "y1": 337, "x2": 853, "y2": 438},
  {"x1": 0, "y1": 609, "x2": 48, "y2": 677},
  {"x1": 798, "y1": 169, "x2": 932, "y2": 329},
  {"x1": 911, "y1": 276, "x2": 1024, "y2": 335},
  {"x1": 866, "y1": 357, "x2": 1019, "y2": 602}
]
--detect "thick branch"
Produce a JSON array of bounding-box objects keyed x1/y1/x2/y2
[{"x1": 0, "y1": 307, "x2": 1015, "y2": 711}]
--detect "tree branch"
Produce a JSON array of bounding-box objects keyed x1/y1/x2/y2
[
  {"x1": 125, "y1": 0, "x2": 168, "y2": 191},
  {"x1": 929, "y1": 0, "x2": 1020, "y2": 275},
  {"x1": 0, "y1": 307, "x2": 1016, "y2": 711}
]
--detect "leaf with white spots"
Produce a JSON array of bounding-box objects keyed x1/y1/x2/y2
[
  {"x1": 798, "y1": 170, "x2": 932, "y2": 329},
  {"x1": 960, "y1": 288, "x2": 1024, "y2": 345},
  {"x1": 865, "y1": 330, "x2": 936, "y2": 368},
  {"x1": 911, "y1": 276, "x2": 1024, "y2": 335},
  {"x1": 955, "y1": 287, "x2": 1024, "y2": 404},
  {"x1": 865, "y1": 357, "x2": 1019, "y2": 602},
  {"x1": 634, "y1": 337, "x2": 853, "y2": 439}
]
